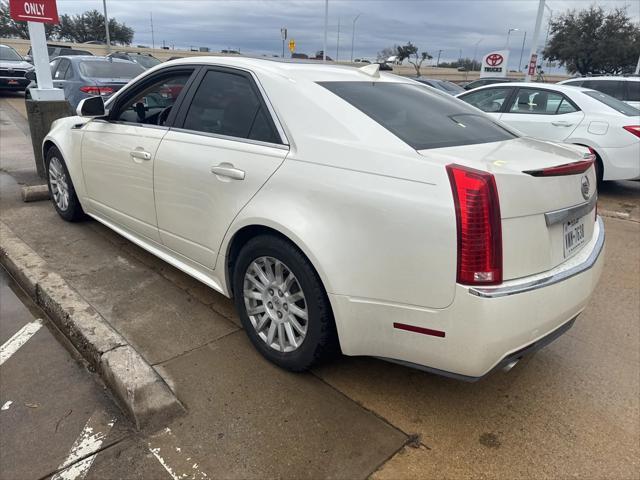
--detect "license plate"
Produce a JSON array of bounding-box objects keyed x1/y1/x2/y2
[
  {"x1": 7, "y1": 80, "x2": 18, "y2": 85},
  {"x1": 563, "y1": 216, "x2": 586, "y2": 258}
]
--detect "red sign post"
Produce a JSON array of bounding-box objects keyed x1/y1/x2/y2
[
  {"x1": 9, "y1": 0, "x2": 59, "y2": 24},
  {"x1": 528, "y1": 54, "x2": 538, "y2": 76}
]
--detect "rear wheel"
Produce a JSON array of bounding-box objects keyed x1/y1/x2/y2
[
  {"x1": 232, "y1": 235, "x2": 338, "y2": 371},
  {"x1": 45, "y1": 147, "x2": 85, "y2": 222}
]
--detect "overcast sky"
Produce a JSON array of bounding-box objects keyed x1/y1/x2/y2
[{"x1": 56, "y1": 0, "x2": 639, "y2": 67}]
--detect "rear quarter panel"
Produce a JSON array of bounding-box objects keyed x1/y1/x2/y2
[{"x1": 223, "y1": 158, "x2": 457, "y2": 310}]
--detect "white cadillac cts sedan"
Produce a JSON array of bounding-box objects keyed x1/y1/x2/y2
[{"x1": 43, "y1": 58, "x2": 605, "y2": 380}]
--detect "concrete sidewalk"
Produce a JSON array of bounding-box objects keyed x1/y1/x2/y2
[{"x1": 0, "y1": 98, "x2": 407, "y2": 478}]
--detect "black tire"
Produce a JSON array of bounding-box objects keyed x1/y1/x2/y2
[
  {"x1": 232, "y1": 234, "x2": 339, "y2": 371},
  {"x1": 45, "y1": 147, "x2": 85, "y2": 222}
]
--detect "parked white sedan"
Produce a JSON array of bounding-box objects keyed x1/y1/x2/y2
[
  {"x1": 43, "y1": 58, "x2": 604, "y2": 380},
  {"x1": 457, "y1": 83, "x2": 640, "y2": 182}
]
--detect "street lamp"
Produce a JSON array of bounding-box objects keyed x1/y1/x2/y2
[
  {"x1": 323, "y1": 0, "x2": 328, "y2": 62},
  {"x1": 518, "y1": 31, "x2": 527, "y2": 71},
  {"x1": 102, "y1": 0, "x2": 111, "y2": 54},
  {"x1": 350, "y1": 13, "x2": 361, "y2": 63},
  {"x1": 436, "y1": 49, "x2": 443, "y2": 68}
]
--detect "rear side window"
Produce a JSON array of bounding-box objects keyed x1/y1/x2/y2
[
  {"x1": 182, "y1": 70, "x2": 280, "y2": 144},
  {"x1": 582, "y1": 80, "x2": 625, "y2": 100},
  {"x1": 320, "y1": 82, "x2": 516, "y2": 149},
  {"x1": 509, "y1": 88, "x2": 578, "y2": 114},
  {"x1": 627, "y1": 82, "x2": 640, "y2": 102},
  {"x1": 583, "y1": 90, "x2": 640, "y2": 116}
]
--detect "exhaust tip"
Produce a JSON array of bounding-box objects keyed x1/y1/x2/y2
[{"x1": 502, "y1": 359, "x2": 520, "y2": 372}]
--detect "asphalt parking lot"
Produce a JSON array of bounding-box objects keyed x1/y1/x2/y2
[{"x1": 1, "y1": 92, "x2": 639, "y2": 479}]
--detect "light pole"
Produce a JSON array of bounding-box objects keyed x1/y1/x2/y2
[
  {"x1": 525, "y1": 0, "x2": 546, "y2": 82},
  {"x1": 323, "y1": 0, "x2": 328, "y2": 61},
  {"x1": 350, "y1": 13, "x2": 361, "y2": 63},
  {"x1": 102, "y1": 0, "x2": 111, "y2": 54},
  {"x1": 436, "y1": 49, "x2": 443, "y2": 67},
  {"x1": 472, "y1": 38, "x2": 483, "y2": 71},
  {"x1": 518, "y1": 31, "x2": 527, "y2": 71},
  {"x1": 336, "y1": 18, "x2": 340, "y2": 61},
  {"x1": 506, "y1": 28, "x2": 519, "y2": 48}
]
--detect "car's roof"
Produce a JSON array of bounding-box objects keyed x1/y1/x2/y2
[
  {"x1": 58, "y1": 55, "x2": 139, "y2": 64},
  {"x1": 161, "y1": 56, "x2": 408, "y2": 83},
  {"x1": 560, "y1": 76, "x2": 639, "y2": 83},
  {"x1": 462, "y1": 82, "x2": 592, "y2": 94}
]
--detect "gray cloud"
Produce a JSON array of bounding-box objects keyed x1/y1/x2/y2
[{"x1": 56, "y1": 0, "x2": 640, "y2": 66}]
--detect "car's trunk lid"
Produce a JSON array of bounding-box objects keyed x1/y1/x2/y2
[{"x1": 419, "y1": 137, "x2": 598, "y2": 281}]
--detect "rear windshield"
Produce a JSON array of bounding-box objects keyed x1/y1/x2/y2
[
  {"x1": 319, "y1": 81, "x2": 516, "y2": 150},
  {"x1": 134, "y1": 56, "x2": 161, "y2": 68},
  {"x1": 438, "y1": 80, "x2": 465, "y2": 94},
  {"x1": 583, "y1": 90, "x2": 640, "y2": 116},
  {"x1": 79, "y1": 61, "x2": 145, "y2": 79},
  {"x1": 62, "y1": 49, "x2": 92, "y2": 56}
]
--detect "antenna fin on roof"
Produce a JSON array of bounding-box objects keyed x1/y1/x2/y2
[{"x1": 358, "y1": 63, "x2": 380, "y2": 78}]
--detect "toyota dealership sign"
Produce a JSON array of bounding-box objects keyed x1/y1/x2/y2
[{"x1": 480, "y1": 50, "x2": 509, "y2": 78}]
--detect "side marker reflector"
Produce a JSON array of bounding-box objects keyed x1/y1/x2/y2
[{"x1": 393, "y1": 322, "x2": 446, "y2": 338}]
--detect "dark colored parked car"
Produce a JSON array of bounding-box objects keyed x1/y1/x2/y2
[
  {"x1": 25, "y1": 44, "x2": 93, "y2": 63},
  {"x1": 463, "y1": 77, "x2": 518, "y2": 90},
  {"x1": 0, "y1": 44, "x2": 33, "y2": 91},
  {"x1": 414, "y1": 77, "x2": 465, "y2": 95},
  {"x1": 107, "y1": 52, "x2": 162, "y2": 70},
  {"x1": 29, "y1": 56, "x2": 145, "y2": 109}
]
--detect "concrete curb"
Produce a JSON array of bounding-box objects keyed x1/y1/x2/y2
[
  {"x1": 0, "y1": 220, "x2": 184, "y2": 430},
  {"x1": 21, "y1": 185, "x2": 50, "y2": 203}
]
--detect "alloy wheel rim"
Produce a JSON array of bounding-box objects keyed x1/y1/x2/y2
[
  {"x1": 48, "y1": 157, "x2": 70, "y2": 211},
  {"x1": 243, "y1": 256, "x2": 308, "y2": 353}
]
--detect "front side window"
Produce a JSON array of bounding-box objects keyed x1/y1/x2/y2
[
  {"x1": 115, "y1": 73, "x2": 192, "y2": 126},
  {"x1": 460, "y1": 87, "x2": 512, "y2": 113},
  {"x1": 182, "y1": 70, "x2": 280, "y2": 144},
  {"x1": 508, "y1": 89, "x2": 575, "y2": 115},
  {"x1": 320, "y1": 81, "x2": 516, "y2": 150}
]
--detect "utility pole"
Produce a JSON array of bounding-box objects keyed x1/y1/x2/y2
[
  {"x1": 336, "y1": 18, "x2": 340, "y2": 61},
  {"x1": 525, "y1": 0, "x2": 545, "y2": 82},
  {"x1": 150, "y1": 12, "x2": 155, "y2": 50},
  {"x1": 436, "y1": 49, "x2": 443, "y2": 68},
  {"x1": 350, "y1": 13, "x2": 361, "y2": 63},
  {"x1": 635, "y1": 54, "x2": 640, "y2": 75},
  {"x1": 518, "y1": 31, "x2": 527, "y2": 71},
  {"x1": 323, "y1": 0, "x2": 328, "y2": 61},
  {"x1": 102, "y1": 0, "x2": 111, "y2": 54}
]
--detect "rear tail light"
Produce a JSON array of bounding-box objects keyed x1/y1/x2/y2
[
  {"x1": 623, "y1": 125, "x2": 640, "y2": 138},
  {"x1": 79, "y1": 86, "x2": 114, "y2": 96},
  {"x1": 446, "y1": 164, "x2": 502, "y2": 285},
  {"x1": 523, "y1": 158, "x2": 594, "y2": 177}
]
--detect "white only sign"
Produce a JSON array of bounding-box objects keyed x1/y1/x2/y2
[{"x1": 480, "y1": 50, "x2": 510, "y2": 78}]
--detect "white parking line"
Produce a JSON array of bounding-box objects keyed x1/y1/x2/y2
[
  {"x1": 148, "y1": 427, "x2": 209, "y2": 480},
  {"x1": 0, "y1": 319, "x2": 43, "y2": 366},
  {"x1": 51, "y1": 409, "x2": 116, "y2": 480}
]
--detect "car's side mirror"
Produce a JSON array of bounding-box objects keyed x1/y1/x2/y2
[
  {"x1": 24, "y1": 70, "x2": 36, "y2": 81},
  {"x1": 76, "y1": 96, "x2": 107, "y2": 118}
]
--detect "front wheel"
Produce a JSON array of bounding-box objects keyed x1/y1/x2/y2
[
  {"x1": 45, "y1": 147, "x2": 85, "y2": 222},
  {"x1": 233, "y1": 235, "x2": 338, "y2": 371}
]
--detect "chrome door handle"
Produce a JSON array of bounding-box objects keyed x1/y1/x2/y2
[
  {"x1": 130, "y1": 150, "x2": 151, "y2": 161},
  {"x1": 211, "y1": 163, "x2": 245, "y2": 180},
  {"x1": 551, "y1": 121, "x2": 573, "y2": 127}
]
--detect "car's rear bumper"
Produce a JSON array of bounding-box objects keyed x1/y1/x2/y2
[
  {"x1": 0, "y1": 77, "x2": 30, "y2": 90},
  {"x1": 330, "y1": 217, "x2": 605, "y2": 379},
  {"x1": 600, "y1": 142, "x2": 640, "y2": 181}
]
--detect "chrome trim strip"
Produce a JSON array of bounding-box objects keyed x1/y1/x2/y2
[
  {"x1": 545, "y1": 194, "x2": 597, "y2": 226},
  {"x1": 469, "y1": 217, "x2": 605, "y2": 299},
  {"x1": 169, "y1": 127, "x2": 290, "y2": 151}
]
